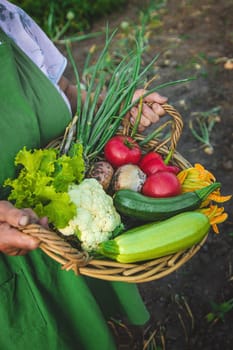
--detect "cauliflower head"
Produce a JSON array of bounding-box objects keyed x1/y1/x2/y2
[{"x1": 59, "y1": 178, "x2": 122, "y2": 252}]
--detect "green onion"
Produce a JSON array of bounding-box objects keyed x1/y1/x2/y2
[{"x1": 66, "y1": 28, "x2": 194, "y2": 161}]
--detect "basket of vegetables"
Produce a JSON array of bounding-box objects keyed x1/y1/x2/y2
[
  {"x1": 5, "y1": 102, "x2": 230, "y2": 283},
  {"x1": 4, "y1": 32, "x2": 231, "y2": 283}
]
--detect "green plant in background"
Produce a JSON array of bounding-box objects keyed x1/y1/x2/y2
[
  {"x1": 189, "y1": 106, "x2": 221, "y2": 154},
  {"x1": 112, "y1": 0, "x2": 167, "y2": 58},
  {"x1": 206, "y1": 298, "x2": 233, "y2": 325},
  {"x1": 46, "y1": 5, "x2": 102, "y2": 44},
  {"x1": 80, "y1": 0, "x2": 169, "y2": 90},
  {"x1": 12, "y1": 0, "x2": 168, "y2": 53},
  {"x1": 11, "y1": 0, "x2": 126, "y2": 38}
]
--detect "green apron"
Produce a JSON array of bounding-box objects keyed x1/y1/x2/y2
[{"x1": 0, "y1": 29, "x2": 149, "y2": 350}]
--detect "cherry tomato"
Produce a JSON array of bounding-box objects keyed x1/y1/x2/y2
[
  {"x1": 142, "y1": 171, "x2": 181, "y2": 198},
  {"x1": 104, "y1": 135, "x2": 142, "y2": 168}
]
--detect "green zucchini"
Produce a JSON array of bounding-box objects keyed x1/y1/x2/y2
[
  {"x1": 99, "y1": 211, "x2": 210, "y2": 263},
  {"x1": 113, "y1": 182, "x2": 221, "y2": 221}
]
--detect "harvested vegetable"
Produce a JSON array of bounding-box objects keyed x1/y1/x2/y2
[
  {"x1": 87, "y1": 161, "x2": 114, "y2": 190},
  {"x1": 99, "y1": 211, "x2": 210, "y2": 263},
  {"x1": 113, "y1": 182, "x2": 221, "y2": 221},
  {"x1": 139, "y1": 151, "x2": 179, "y2": 175},
  {"x1": 197, "y1": 204, "x2": 229, "y2": 234},
  {"x1": 111, "y1": 164, "x2": 146, "y2": 192},
  {"x1": 142, "y1": 171, "x2": 181, "y2": 197},
  {"x1": 59, "y1": 179, "x2": 122, "y2": 252},
  {"x1": 4, "y1": 145, "x2": 85, "y2": 229},
  {"x1": 139, "y1": 152, "x2": 163, "y2": 170},
  {"x1": 178, "y1": 163, "x2": 232, "y2": 207},
  {"x1": 104, "y1": 135, "x2": 142, "y2": 168},
  {"x1": 141, "y1": 158, "x2": 180, "y2": 175}
]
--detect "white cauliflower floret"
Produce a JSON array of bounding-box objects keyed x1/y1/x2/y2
[{"x1": 59, "y1": 178, "x2": 122, "y2": 252}]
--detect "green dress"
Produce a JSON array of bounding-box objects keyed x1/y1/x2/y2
[{"x1": 0, "y1": 29, "x2": 149, "y2": 350}]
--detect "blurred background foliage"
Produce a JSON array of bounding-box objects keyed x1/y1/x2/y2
[{"x1": 11, "y1": 0, "x2": 126, "y2": 38}]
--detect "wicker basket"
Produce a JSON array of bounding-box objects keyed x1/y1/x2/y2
[{"x1": 21, "y1": 104, "x2": 208, "y2": 283}]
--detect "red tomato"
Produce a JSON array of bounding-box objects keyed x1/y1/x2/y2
[
  {"x1": 104, "y1": 135, "x2": 142, "y2": 168},
  {"x1": 142, "y1": 159, "x2": 181, "y2": 176},
  {"x1": 140, "y1": 152, "x2": 180, "y2": 175},
  {"x1": 142, "y1": 171, "x2": 181, "y2": 198},
  {"x1": 139, "y1": 152, "x2": 163, "y2": 171},
  {"x1": 165, "y1": 165, "x2": 180, "y2": 175},
  {"x1": 140, "y1": 157, "x2": 166, "y2": 175}
]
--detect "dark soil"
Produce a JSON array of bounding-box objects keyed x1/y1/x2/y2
[{"x1": 62, "y1": 1, "x2": 233, "y2": 349}]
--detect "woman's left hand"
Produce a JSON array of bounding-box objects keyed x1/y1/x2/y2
[{"x1": 129, "y1": 90, "x2": 168, "y2": 132}]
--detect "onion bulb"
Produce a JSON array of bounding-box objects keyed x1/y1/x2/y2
[{"x1": 112, "y1": 164, "x2": 146, "y2": 192}]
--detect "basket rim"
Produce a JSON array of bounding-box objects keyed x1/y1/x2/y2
[{"x1": 21, "y1": 222, "x2": 208, "y2": 283}]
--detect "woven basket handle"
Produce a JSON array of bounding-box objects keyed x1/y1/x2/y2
[
  {"x1": 161, "y1": 104, "x2": 183, "y2": 150},
  {"x1": 122, "y1": 103, "x2": 183, "y2": 151},
  {"x1": 21, "y1": 224, "x2": 90, "y2": 274}
]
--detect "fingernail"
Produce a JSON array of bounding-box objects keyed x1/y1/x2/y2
[{"x1": 19, "y1": 215, "x2": 29, "y2": 226}]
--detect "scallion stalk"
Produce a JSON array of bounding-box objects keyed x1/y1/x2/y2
[{"x1": 66, "y1": 28, "x2": 194, "y2": 161}]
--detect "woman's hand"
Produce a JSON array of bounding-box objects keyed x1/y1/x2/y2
[
  {"x1": 0, "y1": 201, "x2": 46, "y2": 256},
  {"x1": 129, "y1": 90, "x2": 168, "y2": 132},
  {"x1": 59, "y1": 76, "x2": 168, "y2": 132},
  {"x1": 59, "y1": 76, "x2": 86, "y2": 115}
]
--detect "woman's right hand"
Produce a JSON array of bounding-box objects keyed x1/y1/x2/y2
[{"x1": 0, "y1": 201, "x2": 46, "y2": 256}]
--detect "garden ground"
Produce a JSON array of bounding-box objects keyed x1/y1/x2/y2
[{"x1": 62, "y1": 1, "x2": 233, "y2": 348}]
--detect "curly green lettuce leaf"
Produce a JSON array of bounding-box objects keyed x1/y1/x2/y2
[
  {"x1": 4, "y1": 145, "x2": 85, "y2": 229},
  {"x1": 15, "y1": 147, "x2": 57, "y2": 175},
  {"x1": 52, "y1": 143, "x2": 85, "y2": 192},
  {"x1": 34, "y1": 192, "x2": 77, "y2": 229}
]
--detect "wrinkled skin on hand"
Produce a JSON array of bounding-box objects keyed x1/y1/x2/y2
[
  {"x1": 0, "y1": 201, "x2": 47, "y2": 256},
  {"x1": 129, "y1": 90, "x2": 168, "y2": 132}
]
